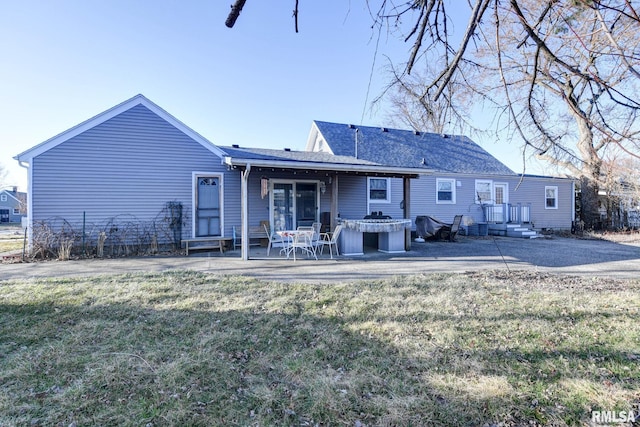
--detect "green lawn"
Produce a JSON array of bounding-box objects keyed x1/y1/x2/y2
[{"x1": 1, "y1": 271, "x2": 638, "y2": 426}]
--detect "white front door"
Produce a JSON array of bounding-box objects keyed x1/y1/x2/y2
[{"x1": 492, "y1": 183, "x2": 508, "y2": 222}]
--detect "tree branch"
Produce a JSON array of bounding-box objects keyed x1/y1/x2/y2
[
  {"x1": 427, "y1": 0, "x2": 492, "y2": 100},
  {"x1": 293, "y1": 0, "x2": 299, "y2": 33},
  {"x1": 225, "y1": 0, "x2": 247, "y2": 28}
]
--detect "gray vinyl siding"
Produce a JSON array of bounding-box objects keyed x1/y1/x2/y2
[
  {"x1": 240, "y1": 171, "x2": 335, "y2": 230},
  {"x1": 31, "y1": 104, "x2": 225, "y2": 240},
  {"x1": 408, "y1": 174, "x2": 573, "y2": 230},
  {"x1": 509, "y1": 176, "x2": 573, "y2": 229},
  {"x1": 409, "y1": 175, "x2": 482, "y2": 224},
  {"x1": 336, "y1": 175, "x2": 368, "y2": 220},
  {"x1": 222, "y1": 170, "x2": 242, "y2": 237},
  {"x1": 9, "y1": 208, "x2": 25, "y2": 223},
  {"x1": 368, "y1": 177, "x2": 405, "y2": 219},
  {"x1": 244, "y1": 172, "x2": 270, "y2": 228}
]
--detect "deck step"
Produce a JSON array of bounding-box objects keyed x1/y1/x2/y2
[{"x1": 489, "y1": 223, "x2": 540, "y2": 239}]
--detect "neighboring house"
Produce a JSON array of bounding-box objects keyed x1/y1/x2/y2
[
  {"x1": 597, "y1": 181, "x2": 640, "y2": 229},
  {"x1": 0, "y1": 187, "x2": 26, "y2": 223},
  {"x1": 307, "y1": 121, "x2": 575, "y2": 235},
  {"x1": 14, "y1": 95, "x2": 573, "y2": 259}
]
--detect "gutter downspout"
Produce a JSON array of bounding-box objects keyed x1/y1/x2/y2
[{"x1": 241, "y1": 164, "x2": 251, "y2": 260}]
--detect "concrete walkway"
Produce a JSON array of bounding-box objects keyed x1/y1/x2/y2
[{"x1": 2, "y1": 236, "x2": 639, "y2": 283}]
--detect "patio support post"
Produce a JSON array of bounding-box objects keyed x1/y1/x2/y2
[
  {"x1": 403, "y1": 177, "x2": 411, "y2": 251},
  {"x1": 330, "y1": 174, "x2": 339, "y2": 231},
  {"x1": 241, "y1": 164, "x2": 251, "y2": 260}
]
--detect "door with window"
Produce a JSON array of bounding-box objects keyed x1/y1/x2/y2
[
  {"x1": 196, "y1": 176, "x2": 221, "y2": 237},
  {"x1": 493, "y1": 183, "x2": 508, "y2": 222}
]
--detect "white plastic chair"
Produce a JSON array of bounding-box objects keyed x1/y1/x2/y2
[
  {"x1": 264, "y1": 224, "x2": 286, "y2": 256},
  {"x1": 316, "y1": 224, "x2": 342, "y2": 259},
  {"x1": 311, "y1": 222, "x2": 322, "y2": 244}
]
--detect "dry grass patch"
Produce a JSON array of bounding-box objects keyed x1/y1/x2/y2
[
  {"x1": 1, "y1": 270, "x2": 639, "y2": 426},
  {"x1": 0, "y1": 233, "x2": 23, "y2": 253}
]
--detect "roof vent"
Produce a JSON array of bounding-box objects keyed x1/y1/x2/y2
[
  {"x1": 414, "y1": 130, "x2": 421, "y2": 136},
  {"x1": 421, "y1": 158, "x2": 426, "y2": 165},
  {"x1": 442, "y1": 134, "x2": 449, "y2": 138},
  {"x1": 348, "y1": 124, "x2": 355, "y2": 129},
  {"x1": 232, "y1": 144, "x2": 240, "y2": 148},
  {"x1": 381, "y1": 127, "x2": 388, "y2": 132},
  {"x1": 284, "y1": 148, "x2": 291, "y2": 152}
]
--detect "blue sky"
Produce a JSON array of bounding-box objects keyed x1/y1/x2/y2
[{"x1": 0, "y1": 1, "x2": 539, "y2": 191}]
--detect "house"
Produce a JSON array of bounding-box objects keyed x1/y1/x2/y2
[
  {"x1": 14, "y1": 95, "x2": 574, "y2": 260},
  {"x1": 13, "y1": 95, "x2": 425, "y2": 259},
  {"x1": 597, "y1": 180, "x2": 640, "y2": 229},
  {"x1": 307, "y1": 120, "x2": 575, "y2": 236},
  {"x1": 0, "y1": 187, "x2": 26, "y2": 224}
]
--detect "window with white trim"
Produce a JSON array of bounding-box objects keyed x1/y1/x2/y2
[
  {"x1": 0, "y1": 194, "x2": 6, "y2": 202},
  {"x1": 475, "y1": 180, "x2": 493, "y2": 204},
  {"x1": 436, "y1": 178, "x2": 456, "y2": 204},
  {"x1": 545, "y1": 186, "x2": 558, "y2": 209},
  {"x1": 368, "y1": 177, "x2": 390, "y2": 203},
  {"x1": 13, "y1": 208, "x2": 20, "y2": 215}
]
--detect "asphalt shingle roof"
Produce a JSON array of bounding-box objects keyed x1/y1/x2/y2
[
  {"x1": 313, "y1": 120, "x2": 515, "y2": 175},
  {"x1": 221, "y1": 145, "x2": 379, "y2": 166}
]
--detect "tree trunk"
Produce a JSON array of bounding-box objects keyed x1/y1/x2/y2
[{"x1": 579, "y1": 176, "x2": 600, "y2": 230}]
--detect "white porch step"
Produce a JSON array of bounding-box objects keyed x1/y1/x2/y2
[
  {"x1": 506, "y1": 229, "x2": 539, "y2": 239},
  {"x1": 488, "y1": 223, "x2": 540, "y2": 238},
  {"x1": 496, "y1": 223, "x2": 540, "y2": 239}
]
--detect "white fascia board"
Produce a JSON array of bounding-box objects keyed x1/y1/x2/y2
[
  {"x1": 14, "y1": 94, "x2": 225, "y2": 161},
  {"x1": 224, "y1": 156, "x2": 431, "y2": 177}
]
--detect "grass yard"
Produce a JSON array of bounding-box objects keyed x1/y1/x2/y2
[
  {"x1": 1, "y1": 271, "x2": 638, "y2": 426},
  {"x1": 0, "y1": 231, "x2": 24, "y2": 253}
]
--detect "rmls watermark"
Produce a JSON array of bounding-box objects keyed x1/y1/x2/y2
[{"x1": 591, "y1": 409, "x2": 636, "y2": 424}]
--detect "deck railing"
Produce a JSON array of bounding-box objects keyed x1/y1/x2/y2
[{"x1": 483, "y1": 203, "x2": 531, "y2": 224}]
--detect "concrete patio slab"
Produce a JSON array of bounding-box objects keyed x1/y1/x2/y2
[{"x1": 2, "y1": 236, "x2": 639, "y2": 283}]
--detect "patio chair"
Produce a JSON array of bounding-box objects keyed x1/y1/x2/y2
[
  {"x1": 232, "y1": 226, "x2": 240, "y2": 251},
  {"x1": 440, "y1": 215, "x2": 463, "y2": 242},
  {"x1": 286, "y1": 228, "x2": 317, "y2": 261},
  {"x1": 264, "y1": 224, "x2": 286, "y2": 256},
  {"x1": 311, "y1": 222, "x2": 322, "y2": 243},
  {"x1": 316, "y1": 224, "x2": 342, "y2": 259}
]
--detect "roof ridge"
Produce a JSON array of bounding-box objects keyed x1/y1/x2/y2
[{"x1": 312, "y1": 119, "x2": 470, "y2": 140}]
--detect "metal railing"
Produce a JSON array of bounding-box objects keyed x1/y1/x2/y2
[{"x1": 483, "y1": 203, "x2": 531, "y2": 224}]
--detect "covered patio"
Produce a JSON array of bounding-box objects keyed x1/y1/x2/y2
[{"x1": 221, "y1": 146, "x2": 430, "y2": 260}]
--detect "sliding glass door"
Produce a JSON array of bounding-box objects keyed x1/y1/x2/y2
[
  {"x1": 271, "y1": 181, "x2": 319, "y2": 231},
  {"x1": 272, "y1": 183, "x2": 294, "y2": 231}
]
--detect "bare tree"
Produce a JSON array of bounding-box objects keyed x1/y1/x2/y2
[
  {"x1": 600, "y1": 155, "x2": 640, "y2": 228},
  {"x1": 379, "y1": 62, "x2": 478, "y2": 134},
  {"x1": 372, "y1": 0, "x2": 640, "y2": 228},
  {"x1": 226, "y1": 1, "x2": 640, "y2": 228},
  {"x1": 0, "y1": 163, "x2": 8, "y2": 189}
]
